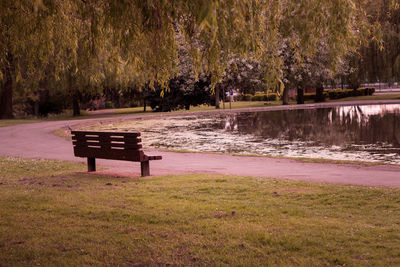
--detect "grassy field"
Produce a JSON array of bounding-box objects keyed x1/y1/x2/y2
[
  {"x1": 0, "y1": 110, "x2": 90, "y2": 128},
  {"x1": 1, "y1": 157, "x2": 400, "y2": 266},
  {"x1": 0, "y1": 119, "x2": 42, "y2": 128}
]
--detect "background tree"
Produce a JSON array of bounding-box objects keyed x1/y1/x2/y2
[
  {"x1": 361, "y1": 0, "x2": 400, "y2": 84},
  {"x1": 0, "y1": 1, "x2": 66, "y2": 118},
  {"x1": 282, "y1": 42, "x2": 333, "y2": 104},
  {"x1": 219, "y1": 57, "x2": 266, "y2": 96},
  {"x1": 333, "y1": 0, "x2": 400, "y2": 88}
]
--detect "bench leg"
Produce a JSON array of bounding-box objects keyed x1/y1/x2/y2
[
  {"x1": 141, "y1": 161, "x2": 150, "y2": 177},
  {"x1": 87, "y1": 157, "x2": 96, "y2": 172}
]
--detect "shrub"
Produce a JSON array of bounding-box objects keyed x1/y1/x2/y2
[
  {"x1": 25, "y1": 90, "x2": 66, "y2": 116},
  {"x1": 251, "y1": 94, "x2": 264, "y2": 101},
  {"x1": 366, "y1": 87, "x2": 375, "y2": 95},
  {"x1": 325, "y1": 87, "x2": 375, "y2": 100},
  {"x1": 358, "y1": 88, "x2": 368, "y2": 96},
  {"x1": 303, "y1": 93, "x2": 315, "y2": 101},
  {"x1": 357, "y1": 87, "x2": 367, "y2": 95},
  {"x1": 339, "y1": 90, "x2": 349, "y2": 98},
  {"x1": 234, "y1": 93, "x2": 262, "y2": 101},
  {"x1": 326, "y1": 89, "x2": 351, "y2": 99},
  {"x1": 296, "y1": 92, "x2": 328, "y2": 102},
  {"x1": 148, "y1": 76, "x2": 213, "y2": 112},
  {"x1": 264, "y1": 93, "x2": 278, "y2": 101},
  {"x1": 357, "y1": 87, "x2": 375, "y2": 96},
  {"x1": 344, "y1": 89, "x2": 354, "y2": 96},
  {"x1": 247, "y1": 93, "x2": 278, "y2": 102},
  {"x1": 242, "y1": 94, "x2": 253, "y2": 101},
  {"x1": 38, "y1": 91, "x2": 66, "y2": 116},
  {"x1": 326, "y1": 89, "x2": 338, "y2": 99},
  {"x1": 105, "y1": 101, "x2": 114, "y2": 109},
  {"x1": 325, "y1": 89, "x2": 333, "y2": 99},
  {"x1": 351, "y1": 89, "x2": 365, "y2": 97},
  {"x1": 233, "y1": 95, "x2": 242, "y2": 101},
  {"x1": 129, "y1": 100, "x2": 140, "y2": 108}
]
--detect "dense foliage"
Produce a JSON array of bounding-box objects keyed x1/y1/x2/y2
[
  {"x1": 147, "y1": 75, "x2": 213, "y2": 112},
  {"x1": 342, "y1": 0, "x2": 400, "y2": 86},
  {"x1": 0, "y1": 0, "x2": 394, "y2": 118}
]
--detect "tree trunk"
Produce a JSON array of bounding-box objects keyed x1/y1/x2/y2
[
  {"x1": 0, "y1": 78, "x2": 13, "y2": 119},
  {"x1": 297, "y1": 88, "x2": 304, "y2": 104},
  {"x1": 67, "y1": 69, "x2": 81, "y2": 116},
  {"x1": 143, "y1": 91, "x2": 147, "y2": 112},
  {"x1": 215, "y1": 87, "x2": 220, "y2": 109},
  {"x1": 0, "y1": 52, "x2": 14, "y2": 119},
  {"x1": 33, "y1": 91, "x2": 40, "y2": 117},
  {"x1": 315, "y1": 83, "x2": 324, "y2": 102},
  {"x1": 113, "y1": 89, "x2": 120, "y2": 108},
  {"x1": 34, "y1": 101, "x2": 40, "y2": 116},
  {"x1": 282, "y1": 87, "x2": 289, "y2": 105},
  {"x1": 72, "y1": 93, "x2": 81, "y2": 116}
]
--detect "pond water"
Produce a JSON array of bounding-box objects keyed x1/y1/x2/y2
[{"x1": 90, "y1": 104, "x2": 400, "y2": 164}]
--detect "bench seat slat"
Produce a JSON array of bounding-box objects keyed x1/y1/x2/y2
[
  {"x1": 72, "y1": 135, "x2": 141, "y2": 141},
  {"x1": 71, "y1": 130, "x2": 140, "y2": 137},
  {"x1": 72, "y1": 136, "x2": 142, "y2": 143},
  {"x1": 107, "y1": 143, "x2": 143, "y2": 149},
  {"x1": 148, "y1": 156, "x2": 162, "y2": 160},
  {"x1": 123, "y1": 138, "x2": 142, "y2": 143},
  {"x1": 73, "y1": 140, "x2": 100, "y2": 146},
  {"x1": 115, "y1": 144, "x2": 143, "y2": 149},
  {"x1": 73, "y1": 141, "x2": 143, "y2": 150},
  {"x1": 74, "y1": 148, "x2": 144, "y2": 161}
]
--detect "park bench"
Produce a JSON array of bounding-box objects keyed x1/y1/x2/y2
[{"x1": 71, "y1": 130, "x2": 162, "y2": 177}]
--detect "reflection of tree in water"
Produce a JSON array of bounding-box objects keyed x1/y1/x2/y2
[
  {"x1": 220, "y1": 105, "x2": 400, "y2": 147},
  {"x1": 223, "y1": 114, "x2": 238, "y2": 131}
]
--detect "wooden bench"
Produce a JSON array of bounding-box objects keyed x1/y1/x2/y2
[{"x1": 71, "y1": 130, "x2": 162, "y2": 177}]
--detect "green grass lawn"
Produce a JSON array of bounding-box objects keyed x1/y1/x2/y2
[
  {"x1": 1, "y1": 157, "x2": 399, "y2": 266},
  {"x1": 0, "y1": 119, "x2": 42, "y2": 128},
  {"x1": 0, "y1": 110, "x2": 91, "y2": 127},
  {"x1": 72, "y1": 101, "x2": 275, "y2": 118}
]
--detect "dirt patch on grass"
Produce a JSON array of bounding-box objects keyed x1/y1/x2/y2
[{"x1": 16, "y1": 175, "x2": 82, "y2": 188}]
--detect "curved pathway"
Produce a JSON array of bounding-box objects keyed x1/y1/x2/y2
[{"x1": 1, "y1": 100, "x2": 400, "y2": 188}]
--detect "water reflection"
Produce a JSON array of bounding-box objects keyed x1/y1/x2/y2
[
  {"x1": 221, "y1": 105, "x2": 400, "y2": 148},
  {"x1": 92, "y1": 104, "x2": 400, "y2": 164}
]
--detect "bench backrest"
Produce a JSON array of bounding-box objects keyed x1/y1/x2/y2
[{"x1": 71, "y1": 130, "x2": 147, "y2": 162}]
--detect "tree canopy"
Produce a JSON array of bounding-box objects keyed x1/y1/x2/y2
[{"x1": 0, "y1": 0, "x2": 386, "y2": 118}]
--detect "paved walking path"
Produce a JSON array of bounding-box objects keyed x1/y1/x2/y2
[{"x1": 1, "y1": 100, "x2": 400, "y2": 188}]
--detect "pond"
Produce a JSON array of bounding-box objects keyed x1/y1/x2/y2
[{"x1": 89, "y1": 104, "x2": 400, "y2": 164}]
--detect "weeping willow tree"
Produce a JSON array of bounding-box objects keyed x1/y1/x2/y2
[
  {"x1": 0, "y1": 0, "x2": 102, "y2": 118},
  {"x1": 0, "y1": 0, "x2": 381, "y2": 118},
  {"x1": 351, "y1": 0, "x2": 400, "y2": 85},
  {"x1": 0, "y1": 1, "x2": 66, "y2": 118}
]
